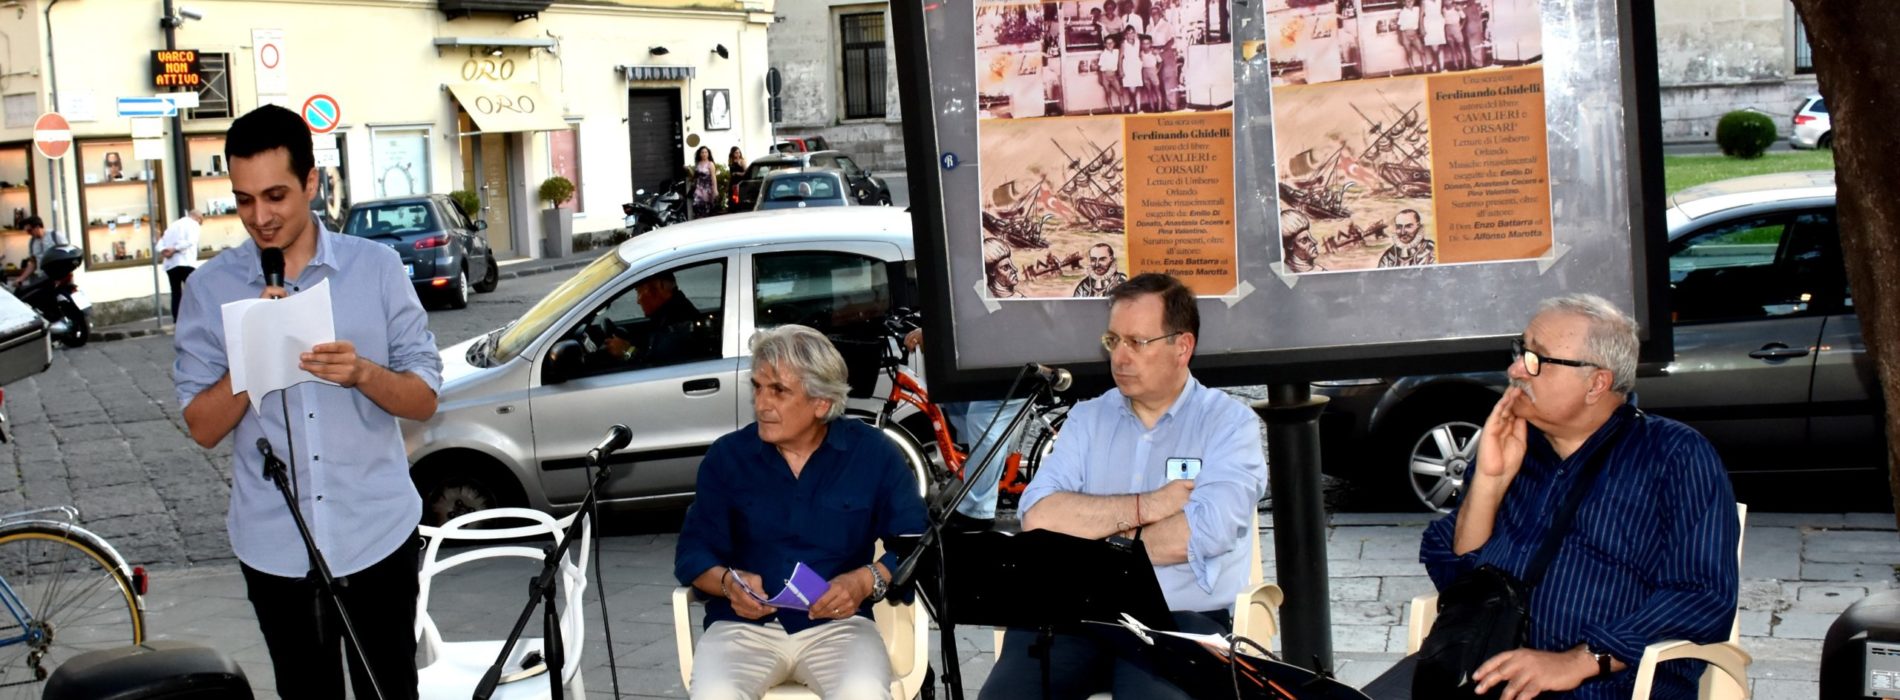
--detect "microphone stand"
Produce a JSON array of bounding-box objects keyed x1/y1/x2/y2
[
  {"x1": 473, "y1": 425, "x2": 631, "y2": 700},
  {"x1": 889, "y1": 375, "x2": 1056, "y2": 700},
  {"x1": 256, "y1": 438, "x2": 387, "y2": 700}
]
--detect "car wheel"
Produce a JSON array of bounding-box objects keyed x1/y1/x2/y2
[
  {"x1": 1381, "y1": 396, "x2": 1494, "y2": 513},
  {"x1": 444, "y1": 269, "x2": 470, "y2": 309},
  {"x1": 414, "y1": 455, "x2": 523, "y2": 527},
  {"x1": 1819, "y1": 132, "x2": 1833, "y2": 150},
  {"x1": 472, "y1": 254, "x2": 499, "y2": 293}
]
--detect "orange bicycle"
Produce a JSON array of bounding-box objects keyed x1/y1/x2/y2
[{"x1": 840, "y1": 311, "x2": 1071, "y2": 512}]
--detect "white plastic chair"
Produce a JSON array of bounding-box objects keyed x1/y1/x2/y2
[
  {"x1": 992, "y1": 509, "x2": 1284, "y2": 699},
  {"x1": 671, "y1": 542, "x2": 933, "y2": 699},
  {"x1": 1405, "y1": 503, "x2": 1751, "y2": 700},
  {"x1": 415, "y1": 507, "x2": 592, "y2": 700}
]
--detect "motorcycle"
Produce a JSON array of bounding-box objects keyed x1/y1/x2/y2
[
  {"x1": 12, "y1": 244, "x2": 91, "y2": 347},
  {"x1": 627, "y1": 179, "x2": 690, "y2": 236}
]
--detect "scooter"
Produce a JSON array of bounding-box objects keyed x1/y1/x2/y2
[
  {"x1": 627, "y1": 179, "x2": 691, "y2": 235},
  {"x1": 12, "y1": 244, "x2": 91, "y2": 347}
]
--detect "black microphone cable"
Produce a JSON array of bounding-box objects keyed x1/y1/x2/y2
[{"x1": 589, "y1": 464, "x2": 622, "y2": 699}]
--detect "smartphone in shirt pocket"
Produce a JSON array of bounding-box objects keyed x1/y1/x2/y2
[{"x1": 1166, "y1": 458, "x2": 1201, "y2": 481}]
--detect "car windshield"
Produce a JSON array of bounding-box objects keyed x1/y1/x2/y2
[
  {"x1": 345, "y1": 202, "x2": 437, "y2": 237},
  {"x1": 746, "y1": 162, "x2": 800, "y2": 181},
  {"x1": 490, "y1": 251, "x2": 631, "y2": 364},
  {"x1": 764, "y1": 175, "x2": 841, "y2": 202}
]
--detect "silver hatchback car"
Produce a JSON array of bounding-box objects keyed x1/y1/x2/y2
[{"x1": 402, "y1": 207, "x2": 919, "y2": 524}]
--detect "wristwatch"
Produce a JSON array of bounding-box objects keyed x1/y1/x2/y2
[
  {"x1": 865, "y1": 564, "x2": 889, "y2": 601},
  {"x1": 1590, "y1": 647, "x2": 1614, "y2": 678}
]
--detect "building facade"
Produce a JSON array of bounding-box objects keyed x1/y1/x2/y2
[
  {"x1": 0, "y1": 0, "x2": 774, "y2": 312},
  {"x1": 1654, "y1": 0, "x2": 1817, "y2": 142},
  {"x1": 766, "y1": 1, "x2": 905, "y2": 171}
]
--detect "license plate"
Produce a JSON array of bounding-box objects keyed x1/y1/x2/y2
[
  {"x1": 68, "y1": 290, "x2": 90, "y2": 311},
  {"x1": 405, "y1": 264, "x2": 415, "y2": 277}
]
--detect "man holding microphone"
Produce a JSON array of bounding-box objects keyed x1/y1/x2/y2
[{"x1": 172, "y1": 104, "x2": 440, "y2": 700}]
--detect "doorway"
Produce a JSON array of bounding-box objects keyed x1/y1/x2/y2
[
  {"x1": 461, "y1": 113, "x2": 519, "y2": 259},
  {"x1": 627, "y1": 89, "x2": 684, "y2": 198}
]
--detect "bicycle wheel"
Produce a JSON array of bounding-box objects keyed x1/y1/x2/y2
[
  {"x1": 0, "y1": 526, "x2": 143, "y2": 696},
  {"x1": 1000, "y1": 407, "x2": 1067, "y2": 511}
]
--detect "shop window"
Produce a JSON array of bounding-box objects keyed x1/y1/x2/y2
[
  {"x1": 188, "y1": 53, "x2": 233, "y2": 120},
  {"x1": 184, "y1": 134, "x2": 247, "y2": 259},
  {"x1": 840, "y1": 12, "x2": 887, "y2": 120},
  {"x1": 548, "y1": 122, "x2": 584, "y2": 213},
  {"x1": 371, "y1": 127, "x2": 431, "y2": 198},
  {"x1": 76, "y1": 139, "x2": 166, "y2": 271},
  {"x1": 0, "y1": 144, "x2": 36, "y2": 277}
]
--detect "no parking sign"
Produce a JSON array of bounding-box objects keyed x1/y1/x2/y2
[{"x1": 302, "y1": 94, "x2": 340, "y2": 134}]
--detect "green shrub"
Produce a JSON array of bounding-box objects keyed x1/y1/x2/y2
[
  {"x1": 537, "y1": 176, "x2": 576, "y2": 207},
  {"x1": 448, "y1": 190, "x2": 480, "y2": 218},
  {"x1": 1716, "y1": 110, "x2": 1777, "y2": 159}
]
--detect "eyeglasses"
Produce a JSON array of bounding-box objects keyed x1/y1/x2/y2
[
  {"x1": 1101, "y1": 331, "x2": 1182, "y2": 353},
  {"x1": 1511, "y1": 337, "x2": 1601, "y2": 376}
]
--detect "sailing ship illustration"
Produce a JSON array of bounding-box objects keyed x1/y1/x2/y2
[
  {"x1": 982, "y1": 178, "x2": 1055, "y2": 250},
  {"x1": 1051, "y1": 130, "x2": 1126, "y2": 232},
  {"x1": 1352, "y1": 101, "x2": 1433, "y2": 198},
  {"x1": 1279, "y1": 144, "x2": 1356, "y2": 220}
]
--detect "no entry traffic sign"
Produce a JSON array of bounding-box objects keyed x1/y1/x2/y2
[
  {"x1": 33, "y1": 113, "x2": 71, "y2": 159},
  {"x1": 302, "y1": 94, "x2": 340, "y2": 134}
]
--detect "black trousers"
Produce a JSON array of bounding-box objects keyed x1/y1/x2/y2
[
  {"x1": 1362, "y1": 654, "x2": 1419, "y2": 699},
  {"x1": 166, "y1": 266, "x2": 193, "y2": 319},
  {"x1": 241, "y1": 533, "x2": 421, "y2": 700},
  {"x1": 979, "y1": 609, "x2": 1232, "y2": 700}
]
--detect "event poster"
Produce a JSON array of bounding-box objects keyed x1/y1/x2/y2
[
  {"x1": 1262, "y1": 0, "x2": 1552, "y2": 275},
  {"x1": 976, "y1": 0, "x2": 1239, "y2": 299}
]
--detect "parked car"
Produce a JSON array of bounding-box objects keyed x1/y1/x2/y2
[
  {"x1": 771, "y1": 135, "x2": 833, "y2": 154},
  {"x1": 1315, "y1": 171, "x2": 1881, "y2": 512},
  {"x1": 400, "y1": 207, "x2": 925, "y2": 524},
  {"x1": 343, "y1": 194, "x2": 499, "y2": 309},
  {"x1": 1790, "y1": 95, "x2": 1832, "y2": 150},
  {"x1": 735, "y1": 150, "x2": 890, "y2": 211},
  {"x1": 755, "y1": 169, "x2": 858, "y2": 210}
]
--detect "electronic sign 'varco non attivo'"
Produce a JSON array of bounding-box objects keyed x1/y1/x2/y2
[{"x1": 151, "y1": 50, "x2": 204, "y2": 88}]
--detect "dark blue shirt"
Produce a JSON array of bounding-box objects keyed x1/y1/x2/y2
[
  {"x1": 1420, "y1": 404, "x2": 1740, "y2": 700},
  {"x1": 675, "y1": 418, "x2": 927, "y2": 634}
]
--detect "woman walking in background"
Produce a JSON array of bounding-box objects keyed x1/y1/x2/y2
[
  {"x1": 691, "y1": 146, "x2": 718, "y2": 219},
  {"x1": 725, "y1": 146, "x2": 747, "y2": 213}
]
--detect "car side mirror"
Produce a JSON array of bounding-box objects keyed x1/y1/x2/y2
[
  {"x1": 544, "y1": 339, "x2": 585, "y2": 385},
  {"x1": 473, "y1": 220, "x2": 489, "y2": 232}
]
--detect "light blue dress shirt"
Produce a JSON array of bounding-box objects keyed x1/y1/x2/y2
[
  {"x1": 173, "y1": 222, "x2": 441, "y2": 578},
  {"x1": 1019, "y1": 376, "x2": 1266, "y2": 612}
]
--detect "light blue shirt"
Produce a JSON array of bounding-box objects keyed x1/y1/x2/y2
[
  {"x1": 172, "y1": 221, "x2": 441, "y2": 578},
  {"x1": 1019, "y1": 376, "x2": 1266, "y2": 612}
]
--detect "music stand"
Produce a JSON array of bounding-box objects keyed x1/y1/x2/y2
[
  {"x1": 900, "y1": 529, "x2": 1173, "y2": 631},
  {"x1": 1098, "y1": 626, "x2": 1373, "y2": 700}
]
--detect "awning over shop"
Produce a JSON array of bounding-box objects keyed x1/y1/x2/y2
[
  {"x1": 620, "y1": 65, "x2": 696, "y2": 82},
  {"x1": 446, "y1": 82, "x2": 570, "y2": 134}
]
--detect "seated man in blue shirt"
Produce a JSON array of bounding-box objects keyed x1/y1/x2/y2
[
  {"x1": 1364, "y1": 294, "x2": 1740, "y2": 700},
  {"x1": 675, "y1": 324, "x2": 928, "y2": 700},
  {"x1": 982, "y1": 273, "x2": 1267, "y2": 699}
]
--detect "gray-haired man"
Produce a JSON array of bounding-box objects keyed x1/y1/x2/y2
[{"x1": 675, "y1": 324, "x2": 928, "y2": 699}]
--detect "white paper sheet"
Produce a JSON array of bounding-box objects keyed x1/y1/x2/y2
[{"x1": 220, "y1": 278, "x2": 339, "y2": 410}]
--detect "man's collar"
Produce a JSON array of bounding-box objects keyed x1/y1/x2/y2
[
  {"x1": 245, "y1": 215, "x2": 336, "y2": 283},
  {"x1": 1116, "y1": 374, "x2": 1200, "y2": 423}
]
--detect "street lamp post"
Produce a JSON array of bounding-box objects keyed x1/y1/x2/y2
[{"x1": 160, "y1": 1, "x2": 197, "y2": 219}]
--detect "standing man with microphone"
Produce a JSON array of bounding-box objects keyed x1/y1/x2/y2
[{"x1": 172, "y1": 104, "x2": 441, "y2": 700}]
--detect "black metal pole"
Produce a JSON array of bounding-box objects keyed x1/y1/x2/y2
[
  {"x1": 160, "y1": 1, "x2": 191, "y2": 219},
  {"x1": 1254, "y1": 383, "x2": 1333, "y2": 673}
]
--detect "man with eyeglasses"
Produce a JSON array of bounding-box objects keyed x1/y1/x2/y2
[
  {"x1": 981, "y1": 273, "x2": 1266, "y2": 700},
  {"x1": 1363, "y1": 294, "x2": 1739, "y2": 700}
]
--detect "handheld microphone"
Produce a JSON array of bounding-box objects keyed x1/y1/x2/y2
[
  {"x1": 1028, "y1": 363, "x2": 1073, "y2": 392},
  {"x1": 260, "y1": 247, "x2": 286, "y2": 292},
  {"x1": 587, "y1": 424, "x2": 634, "y2": 464}
]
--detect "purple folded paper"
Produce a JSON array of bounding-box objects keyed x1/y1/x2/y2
[{"x1": 763, "y1": 562, "x2": 831, "y2": 611}]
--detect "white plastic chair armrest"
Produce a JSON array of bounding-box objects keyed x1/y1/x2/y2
[
  {"x1": 673, "y1": 586, "x2": 697, "y2": 690},
  {"x1": 1233, "y1": 583, "x2": 1284, "y2": 643},
  {"x1": 1406, "y1": 593, "x2": 1439, "y2": 655},
  {"x1": 994, "y1": 628, "x2": 1006, "y2": 659},
  {"x1": 1631, "y1": 639, "x2": 1752, "y2": 700}
]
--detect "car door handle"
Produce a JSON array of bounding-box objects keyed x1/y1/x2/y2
[
  {"x1": 683, "y1": 378, "x2": 720, "y2": 395},
  {"x1": 1748, "y1": 344, "x2": 1810, "y2": 360}
]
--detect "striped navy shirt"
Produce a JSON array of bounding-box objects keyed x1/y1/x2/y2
[{"x1": 1420, "y1": 403, "x2": 1740, "y2": 700}]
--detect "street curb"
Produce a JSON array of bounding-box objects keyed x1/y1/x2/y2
[{"x1": 91, "y1": 255, "x2": 601, "y2": 344}]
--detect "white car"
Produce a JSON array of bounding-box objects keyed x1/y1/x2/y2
[
  {"x1": 401, "y1": 207, "x2": 924, "y2": 524},
  {"x1": 1790, "y1": 95, "x2": 1832, "y2": 150}
]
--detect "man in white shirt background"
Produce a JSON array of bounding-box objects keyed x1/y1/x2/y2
[{"x1": 158, "y1": 210, "x2": 203, "y2": 319}]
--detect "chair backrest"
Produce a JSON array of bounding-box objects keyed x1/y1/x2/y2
[{"x1": 416, "y1": 507, "x2": 594, "y2": 684}]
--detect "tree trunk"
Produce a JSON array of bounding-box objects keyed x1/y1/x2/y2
[{"x1": 1788, "y1": 1, "x2": 1900, "y2": 526}]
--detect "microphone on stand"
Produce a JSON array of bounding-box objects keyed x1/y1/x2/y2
[
  {"x1": 588, "y1": 424, "x2": 633, "y2": 465},
  {"x1": 1028, "y1": 363, "x2": 1072, "y2": 393},
  {"x1": 260, "y1": 247, "x2": 286, "y2": 298}
]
